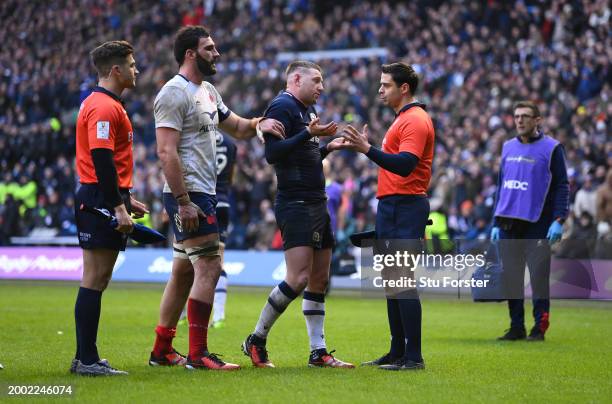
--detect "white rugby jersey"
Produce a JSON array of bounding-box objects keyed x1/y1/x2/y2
[{"x1": 154, "y1": 74, "x2": 230, "y2": 194}]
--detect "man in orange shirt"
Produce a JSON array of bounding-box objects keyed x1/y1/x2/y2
[
  {"x1": 73, "y1": 40, "x2": 148, "y2": 376},
  {"x1": 337, "y1": 62, "x2": 434, "y2": 370}
]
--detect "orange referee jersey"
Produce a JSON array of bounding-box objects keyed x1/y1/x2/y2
[
  {"x1": 76, "y1": 87, "x2": 134, "y2": 188},
  {"x1": 377, "y1": 103, "x2": 434, "y2": 198}
]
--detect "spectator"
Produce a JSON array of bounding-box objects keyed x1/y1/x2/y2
[
  {"x1": 0, "y1": 0, "x2": 609, "y2": 250},
  {"x1": 574, "y1": 175, "x2": 597, "y2": 218},
  {"x1": 595, "y1": 169, "x2": 612, "y2": 258}
]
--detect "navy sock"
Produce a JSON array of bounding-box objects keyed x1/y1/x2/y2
[
  {"x1": 397, "y1": 296, "x2": 422, "y2": 362},
  {"x1": 508, "y1": 299, "x2": 525, "y2": 329},
  {"x1": 386, "y1": 299, "x2": 405, "y2": 358},
  {"x1": 74, "y1": 287, "x2": 103, "y2": 365},
  {"x1": 74, "y1": 287, "x2": 80, "y2": 360}
]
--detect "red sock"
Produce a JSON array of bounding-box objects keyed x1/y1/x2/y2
[
  {"x1": 188, "y1": 298, "x2": 212, "y2": 359},
  {"x1": 153, "y1": 325, "x2": 176, "y2": 357}
]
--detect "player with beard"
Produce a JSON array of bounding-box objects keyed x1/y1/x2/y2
[
  {"x1": 149, "y1": 26, "x2": 285, "y2": 371},
  {"x1": 242, "y1": 61, "x2": 354, "y2": 369}
]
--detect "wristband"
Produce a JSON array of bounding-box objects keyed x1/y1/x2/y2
[{"x1": 176, "y1": 193, "x2": 191, "y2": 206}]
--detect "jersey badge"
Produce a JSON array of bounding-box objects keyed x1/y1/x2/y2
[{"x1": 96, "y1": 121, "x2": 110, "y2": 139}]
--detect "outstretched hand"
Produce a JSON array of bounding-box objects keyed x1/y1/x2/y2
[
  {"x1": 326, "y1": 137, "x2": 347, "y2": 152},
  {"x1": 341, "y1": 124, "x2": 371, "y2": 154},
  {"x1": 307, "y1": 117, "x2": 338, "y2": 137}
]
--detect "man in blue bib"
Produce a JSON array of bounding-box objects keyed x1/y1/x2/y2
[{"x1": 491, "y1": 101, "x2": 569, "y2": 341}]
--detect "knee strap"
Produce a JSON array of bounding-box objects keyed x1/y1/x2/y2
[
  {"x1": 173, "y1": 242, "x2": 189, "y2": 260},
  {"x1": 185, "y1": 239, "x2": 220, "y2": 264}
]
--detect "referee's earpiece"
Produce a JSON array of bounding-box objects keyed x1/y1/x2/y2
[{"x1": 107, "y1": 65, "x2": 120, "y2": 80}]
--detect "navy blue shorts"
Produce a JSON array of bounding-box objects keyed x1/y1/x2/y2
[
  {"x1": 216, "y1": 206, "x2": 229, "y2": 243},
  {"x1": 375, "y1": 195, "x2": 430, "y2": 298},
  {"x1": 75, "y1": 184, "x2": 131, "y2": 251},
  {"x1": 275, "y1": 197, "x2": 334, "y2": 251},
  {"x1": 375, "y1": 195, "x2": 430, "y2": 240},
  {"x1": 163, "y1": 192, "x2": 218, "y2": 242}
]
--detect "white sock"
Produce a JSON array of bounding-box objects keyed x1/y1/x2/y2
[
  {"x1": 303, "y1": 291, "x2": 326, "y2": 351},
  {"x1": 254, "y1": 281, "x2": 297, "y2": 339},
  {"x1": 213, "y1": 271, "x2": 228, "y2": 322}
]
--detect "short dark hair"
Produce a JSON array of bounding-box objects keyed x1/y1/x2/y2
[
  {"x1": 174, "y1": 25, "x2": 210, "y2": 65},
  {"x1": 285, "y1": 60, "x2": 322, "y2": 76},
  {"x1": 513, "y1": 100, "x2": 541, "y2": 117},
  {"x1": 381, "y1": 62, "x2": 419, "y2": 94},
  {"x1": 90, "y1": 40, "x2": 134, "y2": 77}
]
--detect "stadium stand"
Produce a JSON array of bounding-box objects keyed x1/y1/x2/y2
[{"x1": 0, "y1": 0, "x2": 609, "y2": 256}]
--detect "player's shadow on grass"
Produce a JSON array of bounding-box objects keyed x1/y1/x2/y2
[{"x1": 434, "y1": 337, "x2": 507, "y2": 346}]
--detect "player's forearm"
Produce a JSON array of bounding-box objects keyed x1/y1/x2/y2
[
  {"x1": 264, "y1": 129, "x2": 310, "y2": 164},
  {"x1": 158, "y1": 149, "x2": 188, "y2": 198},
  {"x1": 228, "y1": 116, "x2": 258, "y2": 140},
  {"x1": 90, "y1": 148, "x2": 123, "y2": 207},
  {"x1": 320, "y1": 144, "x2": 331, "y2": 160}
]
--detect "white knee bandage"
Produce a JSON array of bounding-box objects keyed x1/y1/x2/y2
[
  {"x1": 185, "y1": 240, "x2": 220, "y2": 264},
  {"x1": 173, "y1": 242, "x2": 189, "y2": 260}
]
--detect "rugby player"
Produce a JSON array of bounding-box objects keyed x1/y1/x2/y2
[
  {"x1": 149, "y1": 26, "x2": 284, "y2": 371},
  {"x1": 210, "y1": 130, "x2": 237, "y2": 329},
  {"x1": 242, "y1": 61, "x2": 354, "y2": 369}
]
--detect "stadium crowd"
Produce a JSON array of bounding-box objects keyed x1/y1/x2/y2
[{"x1": 1, "y1": 0, "x2": 610, "y2": 257}]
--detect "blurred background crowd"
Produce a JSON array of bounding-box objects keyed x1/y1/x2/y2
[{"x1": 1, "y1": 0, "x2": 610, "y2": 257}]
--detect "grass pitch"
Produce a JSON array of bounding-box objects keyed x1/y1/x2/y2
[{"x1": 0, "y1": 281, "x2": 610, "y2": 403}]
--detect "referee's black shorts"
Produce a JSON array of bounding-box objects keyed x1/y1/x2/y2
[
  {"x1": 74, "y1": 184, "x2": 131, "y2": 251},
  {"x1": 274, "y1": 197, "x2": 334, "y2": 251}
]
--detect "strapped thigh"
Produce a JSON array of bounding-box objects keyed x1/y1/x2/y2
[
  {"x1": 185, "y1": 239, "x2": 221, "y2": 264},
  {"x1": 173, "y1": 242, "x2": 189, "y2": 260}
]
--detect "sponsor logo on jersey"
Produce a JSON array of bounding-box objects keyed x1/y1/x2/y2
[
  {"x1": 507, "y1": 155, "x2": 536, "y2": 164},
  {"x1": 203, "y1": 110, "x2": 218, "y2": 120},
  {"x1": 199, "y1": 124, "x2": 217, "y2": 133},
  {"x1": 503, "y1": 180, "x2": 529, "y2": 191}
]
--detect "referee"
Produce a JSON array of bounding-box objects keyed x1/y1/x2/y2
[
  {"x1": 73, "y1": 41, "x2": 149, "y2": 376},
  {"x1": 339, "y1": 62, "x2": 434, "y2": 370}
]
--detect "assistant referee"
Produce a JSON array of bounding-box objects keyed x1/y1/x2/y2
[{"x1": 337, "y1": 62, "x2": 434, "y2": 370}]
